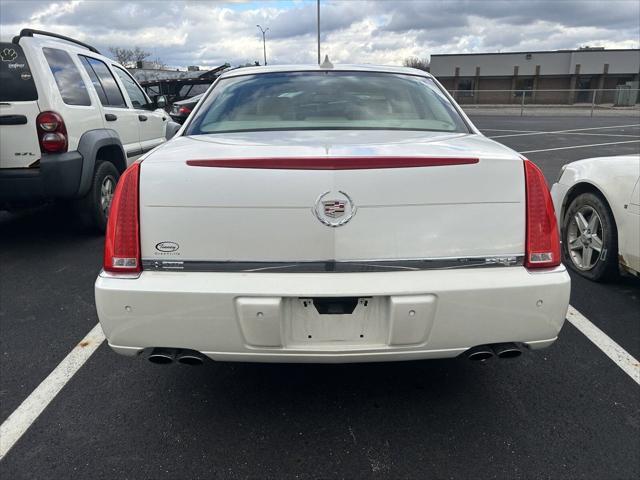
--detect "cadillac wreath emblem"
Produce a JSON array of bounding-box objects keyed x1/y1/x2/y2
[{"x1": 312, "y1": 190, "x2": 356, "y2": 227}]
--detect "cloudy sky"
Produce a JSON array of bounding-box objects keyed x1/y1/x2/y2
[{"x1": 0, "y1": 0, "x2": 638, "y2": 68}]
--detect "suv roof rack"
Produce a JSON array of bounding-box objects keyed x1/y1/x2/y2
[{"x1": 12, "y1": 28, "x2": 101, "y2": 54}]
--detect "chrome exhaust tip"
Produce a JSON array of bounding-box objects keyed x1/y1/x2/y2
[
  {"x1": 466, "y1": 345, "x2": 494, "y2": 361},
  {"x1": 148, "y1": 347, "x2": 176, "y2": 364},
  {"x1": 176, "y1": 351, "x2": 205, "y2": 366},
  {"x1": 492, "y1": 343, "x2": 522, "y2": 359}
]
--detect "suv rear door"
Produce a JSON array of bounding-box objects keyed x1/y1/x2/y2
[
  {"x1": 0, "y1": 42, "x2": 41, "y2": 169},
  {"x1": 112, "y1": 66, "x2": 166, "y2": 157},
  {"x1": 78, "y1": 55, "x2": 141, "y2": 161}
]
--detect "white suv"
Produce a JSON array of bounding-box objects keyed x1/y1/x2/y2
[{"x1": 0, "y1": 29, "x2": 174, "y2": 230}]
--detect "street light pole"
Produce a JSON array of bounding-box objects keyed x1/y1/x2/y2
[
  {"x1": 256, "y1": 24, "x2": 269, "y2": 66},
  {"x1": 317, "y1": 0, "x2": 320, "y2": 64}
]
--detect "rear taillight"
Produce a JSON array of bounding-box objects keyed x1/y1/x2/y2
[
  {"x1": 36, "y1": 111, "x2": 68, "y2": 153},
  {"x1": 104, "y1": 162, "x2": 141, "y2": 274},
  {"x1": 178, "y1": 106, "x2": 192, "y2": 115},
  {"x1": 523, "y1": 159, "x2": 560, "y2": 269}
]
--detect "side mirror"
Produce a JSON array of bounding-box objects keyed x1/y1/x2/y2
[
  {"x1": 165, "y1": 121, "x2": 181, "y2": 140},
  {"x1": 156, "y1": 95, "x2": 167, "y2": 109}
]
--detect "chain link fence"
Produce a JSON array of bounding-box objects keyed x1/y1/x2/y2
[{"x1": 447, "y1": 88, "x2": 640, "y2": 116}]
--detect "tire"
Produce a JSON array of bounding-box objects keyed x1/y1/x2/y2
[
  {"x1": 561, "y1": 192, "x2": 618, "y2": 281},
  {"x1": 75, "y1": 161, "x2": 120, "y2": 233}
]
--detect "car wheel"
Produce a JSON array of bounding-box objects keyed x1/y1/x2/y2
[
  {"x1": 562, "y1": 192, "x2": 618, "y2": 281},
  {"x1": 76, "y1": 161, "x2": 120, "y2": 233}
]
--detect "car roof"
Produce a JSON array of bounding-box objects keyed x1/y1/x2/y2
[
  {"x1": 19, "y1": 35, "x2": 116, "y2": 65},
  {"x1": 220, "y1": 64, "x2": 433, "y2": 79}
]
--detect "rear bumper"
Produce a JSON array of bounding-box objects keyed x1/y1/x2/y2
[
  {"x1": 0, "y1": 151, "x2": 83, "y2": 203},
  {"x1": 95, "y1": 265, "x2": 570, "y2": 363},
  {"x1": 169, "y1": 113, "x2": 187, "y2": 124}
]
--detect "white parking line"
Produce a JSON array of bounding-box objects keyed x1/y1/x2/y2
[
  {"x1": 488, "y1": 123, "x2": 640, "y2": 139},
  {"x1": 520, "y1": 139, "x2": 640, "y2": 154},
  {"x1": 491, "y1": 132, "x2": 638, "y2": 139},
  {"x1": 0, "y1": 323, "x2": 105, "y2": 460},
  {"x1": 482, "y1": 128, "x2": 540, "y2": 133},
  {"x1": 566, "y1": 306, "x2": 640, "y2": 385},
  {"x1": 1, "y1": 303, "x2": 638, "y2": 461}
]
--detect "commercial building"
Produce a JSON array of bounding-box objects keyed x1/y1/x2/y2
[{"x1": 430, "y1": 48, "x2": 640, "y2": 104}]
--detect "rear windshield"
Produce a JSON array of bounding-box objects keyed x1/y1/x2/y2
[
  {"x1": 0, "y1": 43, "x2": 38, "y2": 102},
  {"x1": 185, "y1": 71, "x2": 468, "y2": 135},
  {"x1": 179, "y1": 83, "x2": 209, "y2": 98}
]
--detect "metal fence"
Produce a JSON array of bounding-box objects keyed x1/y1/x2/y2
[{"x1": 447, "y1": 88, "x2": 640, "y2": 116}]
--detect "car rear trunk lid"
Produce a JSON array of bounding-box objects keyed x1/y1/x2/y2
[{"x1": 139, "y1": 131, "x2": 525, "y2": 267}]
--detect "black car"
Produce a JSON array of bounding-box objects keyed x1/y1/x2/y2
[{"x1": 170, "y1": 93, "x2": 203, "y2": 124}]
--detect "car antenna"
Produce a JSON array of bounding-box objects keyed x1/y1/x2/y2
[{"x1": 320, "y1": 55, "x2": 333, "y2": 69}]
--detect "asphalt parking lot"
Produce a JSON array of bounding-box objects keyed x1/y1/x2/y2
[{"x1": 1, "y1": 115, "x2": 639, "y2": 479}]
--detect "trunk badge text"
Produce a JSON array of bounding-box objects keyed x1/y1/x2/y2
[
  {"x1": 313, "y1": 191, "x2": 357, "y2": 227},
  {"x1": 155, "y1": 241, "x2": 180, "y2": 254}
]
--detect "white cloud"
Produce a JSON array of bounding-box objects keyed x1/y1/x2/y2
[{"x1": 1, "y1": 0, "x2": 638, "y2": 68}]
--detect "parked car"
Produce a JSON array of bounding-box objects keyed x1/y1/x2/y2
[
  {"x1": 170, "y1": 93, "x2": 203, "y2": 124},
  {"x1": 552, "y1": 155, "x2": 640, "y2": 281},
  {"x1": 0, "y1": 29, "x2": 172, "y2": 231},
  {"x1": 95, "y1": 63, "x2": 570, "y2": 365}
]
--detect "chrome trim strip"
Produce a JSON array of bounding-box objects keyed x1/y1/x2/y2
[
  {"x1": 142, "y1": 255, "x2": 524, "y2": 273},
  {"x1": 98, "y1": 269, "x2": 142, "y2": 279}
]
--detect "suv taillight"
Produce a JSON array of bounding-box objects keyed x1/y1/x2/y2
[
  {"x1": 523, "y1": 159, "x2": 560, "y2": 269},
  {"x1": 104, "y1": 162, "x2": 141, "y2": 274},
  {"x1": 36, "y1": 111, "x2": 68, "y2": 153},
  {"x1": 178, "y1": 106, "x2": 192, "y2": 115}
]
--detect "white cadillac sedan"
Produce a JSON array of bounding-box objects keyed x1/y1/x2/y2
[
  {"x1": 95, "y1": 64, "x2": 570, "y2": 365},
  {"x1": 552, "y1": 155, "x2": 640, "y2": 281}
]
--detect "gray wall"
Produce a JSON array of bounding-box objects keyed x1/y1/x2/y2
[{"x1": 431, "y1": 49, "x2": 640, "y2": 78}]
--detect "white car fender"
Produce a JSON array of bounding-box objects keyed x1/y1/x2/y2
[
  {"x1": 554, "y1": 158, "x2": 636, "y2": 230},
  {"x1": 552, "y1": 155, "x2": 640, "y2": 274}
]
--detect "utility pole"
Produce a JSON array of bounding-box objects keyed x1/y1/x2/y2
[
  {"x1": 317, "y1": 0, "x2": 321, "y2": 64},
  {"x1": 256, "y1": 24, "x2": 269, "y2": 65}
]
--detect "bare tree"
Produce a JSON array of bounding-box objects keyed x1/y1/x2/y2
[
  {"x1": 109, "y1": 46, "x2": 154, "y2": 67},
  {"x1": 403, "y1": 56, "x2": 430, "y2": 72},
  {"x1": 132, "y1": 47, "x2": 151, "y2": 63},
  {"x1": 108, "y1": 47, "x2": 134, "y2": 66}
]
